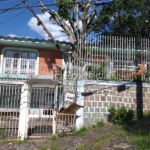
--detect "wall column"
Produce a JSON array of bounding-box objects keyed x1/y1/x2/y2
[
  {"x1": 75, "y1": 80, "x2": 84, "y2": 129},
  {"x1": 18, "y1": 83, "x2": 30, "y2": 140}
]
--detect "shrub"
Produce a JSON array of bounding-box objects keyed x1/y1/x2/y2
[
  {"x1": 74, "y1": 126, "x2": 88, "y2": 136},
  {"x1": 108, "y1": 107, "x2": 135, "y2": 124},
  {"x1": 143, "y1": 110, "x2": 150, "y2": 119}
]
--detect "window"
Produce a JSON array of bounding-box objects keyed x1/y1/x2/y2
[{"x1": 3, "y1": 50, "x2": 37, "y2": 75}]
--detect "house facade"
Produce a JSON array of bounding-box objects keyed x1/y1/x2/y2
[
  {"x1": 0, "y1": 36, "x2": 72, "y2": 139},
  {"x1": 1, "y1": 35, "x2": 150, "y2": 139}
]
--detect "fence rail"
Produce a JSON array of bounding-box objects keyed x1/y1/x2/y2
[
  {"x1": 64, "y1": 36, "x2": 150, "y2": 82},
  {"x1": 56, "y1": 113, "x2": 76, "y2": 133}
]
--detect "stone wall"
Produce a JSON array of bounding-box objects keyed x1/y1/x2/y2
[{"x1": 83, "y1": 81, "x2": 150, "y2": 126}]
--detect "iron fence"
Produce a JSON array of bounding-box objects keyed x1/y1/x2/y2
[
  {"x1": 56, "y1": 113, "x2": 76, "y2": 133},
  {"x1": 65, "y1": 36, "x2": 150, "y2": 82}
]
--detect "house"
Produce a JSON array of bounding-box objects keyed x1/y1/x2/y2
[
  {"x1": 0, "y1": 36, "x2": 72, "y2": 139},
  {"x1": 1, "y1": 35, "x2": 150, "y2": 139}
]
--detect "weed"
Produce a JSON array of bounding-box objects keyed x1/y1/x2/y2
[
  {"x1": 39, "y1": 143, "x2": 63, "y2": 150},
  {"x1": 76, "y1": 144, "x2": 85, "y2": 150},
  {"x1": 57, "y1": 132, "x2": 67, "y2": 138},
  {"x1": 108, "y1": 107, "x2": 135, "y2": 124},
  {"x1": 144, "y1": 110, "x2": 150, "y2": 119},
  {"x1": 0, "y1": 130, "x2": 6, "y2": 139},
  {"x1": 96, "y1": 120, "x2": 104, "y2": 128},
  {"x1": 49, "y1": 135, "x2": 57, "y2": 141},
  {"x1": 130, "y1": 136, "x2": 150, "y2": 150},
  {"x1": 74, "y1": 126, "x2": 88, "y2": 136},
  {"x1": 93, "y1": 142, "x2": 101, "y2": 149},
  {"x1": 3, "y1": 139, "x2": 27, "y2": 145}
]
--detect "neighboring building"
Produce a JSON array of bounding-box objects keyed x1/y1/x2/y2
[{"x1": 0, "y1": 36, "x2": 71, "y2": 139}]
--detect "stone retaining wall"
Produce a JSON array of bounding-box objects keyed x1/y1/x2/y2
[{"x1": 83, "y1": 81, "x2": 150, "y2": 126}]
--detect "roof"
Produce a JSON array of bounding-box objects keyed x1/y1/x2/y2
[
  {"x1": 0, "y1": 36, "x2": 74, "y2": 51},
  {"x1": 26, "y1": 78, "x2": 59, "y2": 85}
]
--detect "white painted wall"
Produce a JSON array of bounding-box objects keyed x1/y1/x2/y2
[
  {"x1": 75, "y1": 80, "x2": 84, "y2": 130},
  {"x1": 18, "y1": 83, "x2": 30, "y2": 140}
]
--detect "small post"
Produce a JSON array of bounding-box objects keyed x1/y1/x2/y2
[
  {"x1": 52, "y1": 107, "x2": 57, "y2": 135},
  {"x1": 18, "y1": 83, "x2": 30, "y2": 140}
]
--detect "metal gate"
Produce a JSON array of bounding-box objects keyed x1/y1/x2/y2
[
  {"x1": 28, "y1": 87, "x2": 55, "y2": 138},
  {"x1": 0, "y1": 85, "x2": 21, "y2": 139}
]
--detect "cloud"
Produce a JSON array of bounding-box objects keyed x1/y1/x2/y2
[
  {"x1": 28, "y1": 12, "x2": 69, "y2": 41},
  {"x1": 8, "y1": 34, "x2": 18, "y2": 37},
  {"x1": 8, "y1": 34, "x2": 32, "y2": 39}
]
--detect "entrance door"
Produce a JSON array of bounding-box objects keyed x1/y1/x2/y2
[
  {"x1": 0, "y1": 85, "x2": 21, "y2": 139},
  {"x1": 28, "y1": 87, "x2": 55, "y2": 138}
]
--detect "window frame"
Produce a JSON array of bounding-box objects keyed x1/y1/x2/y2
[{"x1": 1, "y1": 47, "x2": 39, "y2": 75}]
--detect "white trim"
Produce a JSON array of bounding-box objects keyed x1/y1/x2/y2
[{"x1": 1, "y1": 47, "x2": 39, "y2": 75}]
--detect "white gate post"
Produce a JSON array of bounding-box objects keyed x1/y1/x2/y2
[
  {"x1": 18, "y1": 83, "x2": 30, "y2": 140},
  {"x1": 52, "y1": 107, "x2": 57, "y2": 135}
]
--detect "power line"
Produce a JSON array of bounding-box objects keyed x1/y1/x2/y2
[
  {"x1": 0, "y1": 1, "x2": 39, "y2": 25},
  {"x1": 0, "y1": 0, "x2": 18, "y2": 2},
  {"x1": 0, "y1": 0, "x2": 28, "y2": 14},
  {"x1": 0, "y1": 2, "x2": 79, "y2": 11}
]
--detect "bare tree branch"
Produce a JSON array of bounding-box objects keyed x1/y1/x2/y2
[
  {"x1": 38, "y1": 0, "x2": 74, "y2": 42},
  {"x1": 22, "y1": 0, "x2": 71, "y2": 58}
]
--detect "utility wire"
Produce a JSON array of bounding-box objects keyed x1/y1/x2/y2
[
  {"x1": 0, "y1": 0, "x2": 18, "y2": 2},
  {"x1": 0, "y1": 2, "x2": 79, "y2": 11},
  {"x1": 0, "y1": 1, "x2": 38, "y2": 25},
  {"x1": 0, "y1": 0, "x2": 28, "y2": 14}
]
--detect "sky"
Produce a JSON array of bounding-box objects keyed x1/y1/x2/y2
[{"x1": 0, "y1": 0, "x2": 69, "y2": 41}]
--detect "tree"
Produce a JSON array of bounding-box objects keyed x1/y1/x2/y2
[
  {"x1": 22, "y1": 0, "x2": 99, "y2": 60},
  {"x1": 94, "y1": 0, "x2": 150, "y2": 38}
]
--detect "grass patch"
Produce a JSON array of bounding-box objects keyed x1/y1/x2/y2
[
  {"x1": 96, "y1": 120, "x2": 104, "y2": 128},
  {"x1": 76, "y1": 144, "x2": 85, "y2": 150},
  {"x1": 74, "y1": 126, "x2": 88, "y2": 136},
  {"x1": 0, "y1": 130, "x2": 6, "y2": 139},
  {"x1": 143, "y1": 111, "x2": 150, "y2": 119},
  {"x1": 2, "y1": 139, "x2": 27, "y2": 145},
  {"x1": 130, "y1": 136, "x2": 150, "y2": 150},
  {"x1": 39, "y1": 143, "x2": 63, "y2": 150},
  {"x1": 57, "y1": 132, "x2": 67, "y2": 138},
  {"x1": 49, "y1": 135, "x2": 57, "y2": 141}
]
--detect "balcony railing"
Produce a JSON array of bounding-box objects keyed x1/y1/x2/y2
[{"x1": 0, "y1": 62, "x2": 63, "y2": 80}]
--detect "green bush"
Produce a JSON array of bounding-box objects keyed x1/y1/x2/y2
[
  {"x1": 108, "y1": 107, "x2": 135, "y2": 124},
  {"x1": 143, "y1": 110, "x2": 150, "y2": 119}
]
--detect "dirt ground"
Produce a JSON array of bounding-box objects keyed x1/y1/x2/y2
[{"x1": 0, "y1": 123, "x2": 136, "y2": 150}]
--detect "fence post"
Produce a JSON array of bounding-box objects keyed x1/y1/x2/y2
[
  {"x1": 52, "y1": 107, "x2": 57, "y2": 135},
  {"x1": 18, "y1": 83, "x2": 30, "y2": 140}
]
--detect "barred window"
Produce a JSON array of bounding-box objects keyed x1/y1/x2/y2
[{"x1": 3, "y1": 50, "x2": 37, "y2": 75}]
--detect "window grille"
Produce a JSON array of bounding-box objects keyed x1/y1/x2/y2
[{"x1": 3, "y1": 50, "x2": 37, "y2": 75}]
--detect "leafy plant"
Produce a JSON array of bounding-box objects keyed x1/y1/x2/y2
[
  {"x1": 0, "y1": 130, "x2": 6, "y2": 139},
  {"x1": 86, "y1": 64, "x2": 106, "y2": 79},
  {"x1": 108, "y1": 107, "x2": 135, "y2": 124},
  {"x1": 111, "y1": 71, "x2": 122, "y2": 81},
  {"x1": 143, "y1": 110, "x2": 150, "y2": 119},
  {"x1": 74, "y1": 126, "x2": 88, "y2": 136},
  {"x1": 49, "y1": 135, "x2": 57, "y2": 141}
]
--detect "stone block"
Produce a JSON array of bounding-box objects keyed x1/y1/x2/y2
[
  {"x1": 112, "y1": 96, "x2": 118, "y2": 101},
  {"x1": 107, "y1": 96, "x2": 111, "y2": 101},
  {"x1": 90, "y1": 108, "x2": 94, "y2": 112},
  {"x1": 92, "y1": 113, "x2": 98, "y2": 118},
  {"x1": 95, "y1": 95, "x2": 100, "y2": 101},
  {"x1": 98, "y1": 102, "x2": 102, "y2": 107},
  {"x1": 101, "y1": 108, "x2": 106, "y2": 112},
  {"x1": 131, "y1": 104, "x2": 136, "y2": 109},
  {"x1": 103, "y1": 102, "x2": 109, "y2": 107},
  {"x1": 101, "y1": 95, "x2": 106, "y2": 101},
  {"x1": 103, "y1": 90, "x2": 109, "y2": 95},
  {"x1": 92, "y1": 102, "x2": 97, "y2": 107},
  {"x1": 110, "y1": 91, "x2": 116, "y2": 95}
]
